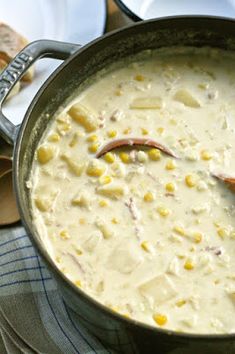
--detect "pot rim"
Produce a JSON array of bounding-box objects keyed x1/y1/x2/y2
[{"x1": 14, "y1": 15, "x2": 235, "y2": 340}]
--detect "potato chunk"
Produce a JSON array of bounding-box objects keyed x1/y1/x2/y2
[
  {"x1": 34, "y1": 190, "x2": 58, "y2": 212},
  {"x1": 130, "y1": 96, "x2": 164, "y2": 109},
  {"x1": 95, "y1": 219, "x2": 113, "y2": 239},
  {"x1": 61, "y1": 154, "x2": 85, "y2": 176},
  {"x1": 71, "y1": 191, "x2": 92, "y2": 209},
  {"x1": 68, "y1": 103, "x2": 98, "y2": 132},
  {"x1": 108, "y1": 243, "x2": 143, "y2": 273},
  {"x1": 97, "y1": 182, "x2": 128, "y2": 199},
  {"x1": 139, "y1": 274, "x2": 177, "y2": 306},
  {"x1": 82, "y1": 231, "x2": 102, "y2": 252},
  {"x1": 174, "y1": 89, "x2": 200, "y2": 108}
]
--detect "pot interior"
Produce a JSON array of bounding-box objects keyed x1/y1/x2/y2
[{"x1": 14, "y1": 16, "x2": 235, "y2": 334}]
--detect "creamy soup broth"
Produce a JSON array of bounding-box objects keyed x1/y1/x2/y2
[{"x1": 29, "y1": 48, "x2": 235, "y2": 334}]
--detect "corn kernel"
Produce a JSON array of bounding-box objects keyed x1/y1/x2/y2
[
  {"x1": 185, "y1": 174, "x2": 197, "y2": 188},
  {"x1": 56, "y1": 113, "x2": 69, "y2": 123},
  {"x1": 201, "y1": 150, "x2": 212, "y2": 161},
  {"x1": 165, "y1": 159, "x2": 176, "y2": 170},
  {"x1": 176, "y1": 299, "x2": 186, "y2": 307},
  {"x1": 57, "y1": 121, "x2": 71, "y2": 135},
  {"x1": 109, "y1": 306, "x2": 120, "y2": 313},
  {"x1": 122, "y1": 313, "x2": 131, "y2": 319},
  {"x1": 123, "y1": 127, "x2": 131, "y2": 134},
  {"x1": 55, "y1": 256, "x2": 61, "y2": 263},
  {"x1": 148, "y1": 148, "x2": 161, "y2": 161},
  {"x1": 37, "y1": 145, "x2": 55, "y2": 164},
  {"x1": 86, "y1": 161, "x2": 105, "y2": 177},
  {"x1": 60, "y1": 267, "x2": 68, "y2": 275},
  {"x1": 165, "y1": 182, "x2": 175, "y2": 192},
  {"x1": 104, "y1": 152, "x2": 115, "y2": 164},
  {"x1": 213, "y1": 221, "x2": 220, "y2": 228},
  {"x1": 75, "y1": 248, "x2": 83, "y2": 256},
  {"x1": 198, "y1": 82, "x2": 209, "y2": 90},
  {"x1": 173, "y1": 225, "x2": 185, "y2": 236},
  {"x1": 193, "y1": 232, "x2": 203, "y2": 243},
  {"x1": 75, "y1": 280, "x2": 81, "y2": 287},
  {"x1": 107, "y1": 130, "x2": 117, "y2": 138},
  {"x1": 69, "y1": 133, "x2": 79, "y2": 147},
  {"x1": 230, "y1": 231, "x2": 235, "y2": 239},
  {"x1": 184, "y1": 259, "x2": 194, "y2": 270},
  {"x1": 141, "y1": 127, "x2": 149, "y2": 135},
  {"x1": 79, "y1": 218, "x2": 86, "y2": 225},
  {"x1": 177, "y1": 254, "x2": 185, "y2": 259},
  {"x1": 99, "y1": 199, "x2": 108, "y2": 207},
  {"x1": 157, "y1": 127, "x2": 164, "y2": 134},
  {"x1": 157, "y1": 207, "x2": 170, "y2": 217},
  {"x1": 34, "y1": 197, "x2": 50, "y2": 212},
  {"x1": 217, "y1": 227, "x2": 228, "y2": 239},
  {"x1": 112, "y1": 217, "x2": 119, "y2": 224},
  {"x1": 59, "y1": 268, "x2": 69, "y2": 276},
  {"x1": 59, "y1": 230, "x2": 70, "y2": 240},
  {"x1": 170, "y1": 118, "x2": 177, "y2": 125},
  {"x1": 153, "y1": 313, "x2": 168, "y2": 326},
  {"x1": 87, "y1": 134, "x2": 98, "y2": 143},
  {"x1": 99, "y1": 175, "x2": 112, "y2": 185},
  {"x1": 115, "y1": 89, "x2": 123, "y2": 96},
  {"x1": 87, "y1": 167, "x2": 104, "y2": 177},
  {"x1": 88, "y1": 143, "x2": 99, "y2": 153},
  {"x1": 48, "y1": 133, "x2": 60, "y2": 142},
  {"x1": 141, "y1": 241, "x2": 150, "y2": 252},
  {"x1": 135, "y1": 74, "x2": 145, "y2": 81},
  {"x1": 144, "y1": 192, "x2": 155, "y2": 202},
  {"x1": 119, "y1": 152, "x2": 130, "y2": 163}
]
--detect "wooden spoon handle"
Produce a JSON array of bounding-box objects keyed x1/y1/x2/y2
[
  {"x1": 96, "y1": 138, "x2": 178, "y2": 158},
  {"x1": 0, "y1": 158, "x2": 12, "y2": 178},
  {"x1": 0, "y1": 169, "x2": 20, "y2": 226},
  {"x1": 212, "y1": 173, "x2": 235, "y2": 192}
]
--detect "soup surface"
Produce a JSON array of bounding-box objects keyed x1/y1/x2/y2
[{"x1": 30, "y1": 48, "x2": 235, "y2": 334}]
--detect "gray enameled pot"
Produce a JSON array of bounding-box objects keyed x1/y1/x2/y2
[{"x1": 1, "y1": 16, "x2": 235, "y2": 354}]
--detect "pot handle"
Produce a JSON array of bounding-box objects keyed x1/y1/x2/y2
[{"x1": 0, "y1": 39, "x2": 80, "y2": 145}]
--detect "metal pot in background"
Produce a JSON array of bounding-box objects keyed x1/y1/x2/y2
[{"x1": 0, "y1": 16, "x2": 235, "y2": 354}]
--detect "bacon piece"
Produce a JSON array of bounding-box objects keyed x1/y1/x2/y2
[
  {"x1": 125, "y1": 197, "x2": 142, "y2": 239},
  {"x1": 125, "y1": 197, "x2": 140, "y2": 221}
]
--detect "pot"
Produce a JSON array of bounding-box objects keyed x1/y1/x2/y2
[{"x1": 1, "y1": 16, "x2": 235, "y2": 354}]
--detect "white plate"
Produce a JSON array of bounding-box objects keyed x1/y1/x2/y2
[
  {"x1": 1, "y1": 0, "x2": 107, "y2": 125},
  {"x1": 116, "y1": 0, "x2": 235, "y2": 21}
]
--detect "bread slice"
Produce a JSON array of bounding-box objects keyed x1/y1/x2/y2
[{"x1": 0, "y1": 22, "x2": 34, "y2": 82}]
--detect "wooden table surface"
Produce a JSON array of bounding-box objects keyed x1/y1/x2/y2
[{"x1": 107, "y1": 0, "x2": 133, "y2": 32}]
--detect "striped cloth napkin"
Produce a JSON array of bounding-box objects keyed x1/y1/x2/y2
[{"x1": 0, "y1": 224, "x2": 113, "y2": 354}]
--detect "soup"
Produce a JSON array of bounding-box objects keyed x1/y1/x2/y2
[{"x1": 29, "y1": 47, "x2": 235, "y2": 334}]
